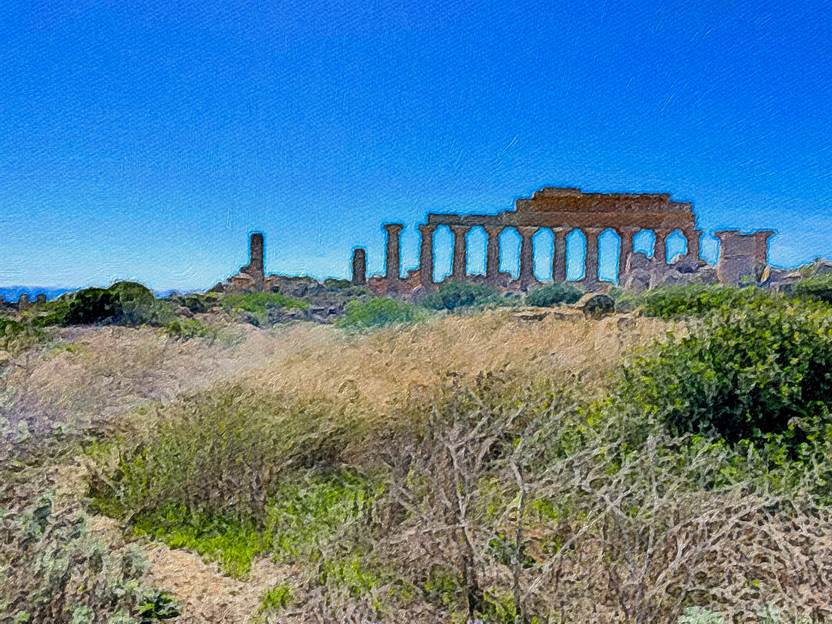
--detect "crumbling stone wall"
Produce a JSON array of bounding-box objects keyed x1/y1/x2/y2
[
  {"x1": 715, "y1": 230, "x2": 774, "y2": 286},
  {"x1": 211, "y1": 232, "x2": 269, "y2": 293},
  {"x1": 357, "y1": 186, "x2": 774, "y2": 296}
]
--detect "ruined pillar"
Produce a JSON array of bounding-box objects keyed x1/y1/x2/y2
[
  {"x1": 247, "y1": 232, "x2": 265, "y2": 290},
  {"x1": 519, "y1": 226, "x2": 536, "y2": 290},
  {"x1": 686, "y1": 229, "x2": 702, "y2": 261},
  {"x1": 485, "y1": 226, "x2": 503, "y2": 283},
  {"x1": 618, "y1": 227, "x2": 637, "y2": 283},
  {"x1": 418, "y1": 224, "x2": 436, "y2": 288},
  {"x1": 17, "y1": 293, "x2": 30, "y2": 311},
  {"x1": 384, "y1": 223, "x2": 404, "y2": 282},
  {"x1": 584, "y1": 228, "x2": 600, "y2": 284},
  {"x1": 450, "y1": 225, "x2": 470, "y2": 280},
  {"x1": 35, "y1": 294, "x2": 47, "y2": 305},
  {"x1": 552, "y1": 228, "x2": 567, "y2": 282},
  {"x1": 653, "y1": 229, "x2": 669, "y2": 265},
  {"x1": 351, "y1": 248, "x2": 367, "y2": 286},
  {"x1": 715, "y1": 230, "x2": 775, "y2": 285}
]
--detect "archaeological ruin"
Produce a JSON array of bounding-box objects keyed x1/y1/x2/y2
[
  {"x1": 351, "y1": 187, "x2": 776, "y2": 296},
  {"x1": 212, "y1": 186, "x2": 779, "y2": 299}
]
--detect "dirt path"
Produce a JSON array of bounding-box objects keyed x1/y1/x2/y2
[{"x1": 144, "y1": 545, "x2": 295, "y2": 624}]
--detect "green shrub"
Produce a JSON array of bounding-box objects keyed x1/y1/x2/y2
[
  {"x1": 102, "y1": 471, "x2": 378, "y2": 579},
  {"x1": 791, "y1": 273, "x2": 832, "y2": 304},
  {"x1": 612, "y1": 297, "x2": 832, "y2": 450},
  {"x1": 324, "y1": 278, "x2": 353, "y2": 290},
  {"x1": 265, "y1": 472, "x2": 382, "y2": 563},
  {"x1": 337, "y1": 297, "x2": 428, "y2": 329},
  {"x1": 24, "y1": 297, "x2": 72, "y2": 327},
  {"x1": 525, "y1": 282, "x2": 583, "y2": 307},
  {"x1": 162, "y1": 318, "x2": 217, "y2": 341},
  {"x1": 420, "y1": 281, "x2": 505, "y2": 311},
  {"x1": 176, "y1": 292, "x2": 220, "y2": 314},
  {"x1": 0, "y1": 316, "x2": 47, "y2": 356},
  {"x1": 221, "y1": 292, "x2": 308, "y2": 325},
  {"x1": 64, "y1": 287, "x2": 118, "y2": 324},
  {"x1": 634, "y1": 284, "x2": 771, "y2": 319},
  {"x1": 63, "y1": 282, "x2": 171, "y2": 326},
  {"x1": 89, "y1": 387, "x2": 364, "y2": 521},
  {"x1": 0, "y1": 492, "x2": 174, "y2": 623},
  {"x1": 131, "y1": 505, "x2": 270, "y2": 578},
  {"x1": 258, "y1": 584, "x2": 294, "y2": 614}
]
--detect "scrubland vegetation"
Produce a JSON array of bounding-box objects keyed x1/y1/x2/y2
[{"x1": 3, "y1": 277, "x2": 832, "y2": 623}]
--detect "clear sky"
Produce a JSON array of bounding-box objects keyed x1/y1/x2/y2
[{"x1": 1, "y1": 0, "x2": 830, "y2": 290}]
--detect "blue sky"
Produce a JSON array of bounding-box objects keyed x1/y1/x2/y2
[{"x1": 1, "y1": 0, "x2": 830, "y2": 290}]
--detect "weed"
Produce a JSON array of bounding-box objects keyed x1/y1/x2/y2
[
  {"x1": 161, "y1": 318, "x2": 218, "y2": 341},
  {"x1": 258, "y1": 583, "x2": 294, "y2": 613},
  {"x1": 337, "y1": 297, "x2": 428, "y2": 329}
]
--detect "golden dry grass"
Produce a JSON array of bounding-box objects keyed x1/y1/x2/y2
[
  {"x1": 245, "y1": 309, "x2": 671, "y2": 411},
  {"x1": 2, "y1": 310, "x2": 671, "y2": 448}
]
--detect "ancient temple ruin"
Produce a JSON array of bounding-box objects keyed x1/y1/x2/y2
[{"x1": 353, "y1": 187, "x2": 775, "y2": 295}]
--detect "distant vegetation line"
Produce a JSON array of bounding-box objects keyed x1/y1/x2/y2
[{"x1": 0, "y1": 286, "x2": 190, "y2": 302}]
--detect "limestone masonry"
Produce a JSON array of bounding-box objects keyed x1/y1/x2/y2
[
  {"x1": 352, "y1": 187, "x2": 776, "y2": 296},
  {"x1": 212, "y1": 186, "x2": 787, "y2": 298}
]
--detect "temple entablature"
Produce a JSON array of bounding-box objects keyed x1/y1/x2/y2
[{"x1": 354, "y1": 186, "x2": 775, "y2": 296}]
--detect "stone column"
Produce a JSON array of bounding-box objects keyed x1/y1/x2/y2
[
  {"x1": 552, "y1": 228, "x2": 567, "y2": 282},
  {"x1": 686, "y1": 228, "x2": 701, "y2": 261},
  {"x1": 351, "y1": 248, "x2": 367, "y2": 286},
  {"x1": 451, "y1": 225, "x2": 470, "y2": 280},
  {"x1": 485, "y1": 226, "x2": 503, "y2": 283},
  {"x1": 584, "y1": 228, "x2": 601, "y2": 284},
  {"x1": 249, "y1": 232, "x2": 265, "y2": 290},
  {"x1": 654, "y1": 229, "x2": 670, "y2": 265},
  {"x1": 518, "y1": 226, "x2": 537, "y2": 290},
  {"x1": 18, "y1": 293, "x2": 30, "y2": 312},
  {"x1": 618, "y1": 227, "x2": 637, "y2": 280},
  {"x1": 384, "y1": 223, "x2": 403, "y2": 282},
  {"x1": 418, "y1": 224, "x2": 436, "y2": 288}
]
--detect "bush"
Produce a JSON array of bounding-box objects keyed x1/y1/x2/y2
[
  {"x1": 162, "y1": 318, "x2": 217, "y2": 341},
  {"x1": 175, "y1": 292, "x2": 220, "y2": 314},
  {"x1": 221, "y1": 292, "x2": 308, "y2": 325},
  {"x1": 0, "y1": 492, "x2": 177, "y2": 623},
  {"x1": 64, "y1": 287, "x2": 118, "y2": 324},
  {"x1": 63, "y1": 282, "x2": 171, "y2": 326},
  {"x1": 525, "y1": 282, "x2": 583, "y2": 307},
  {"x1": 791, "y1": 273, "x2": 832, "y2": 304},
  {"x1": 98, "y1": 471, "x2": 377, "y2": 579},
  {"x1": 612, "y1": 297, "x2": 832, "y2": 449},
  {"x1": 337, "y1": 297, "x2": 428, "y2": 330},
  {"x1": 633, "y1": 284, "x2": 771, "y2": 319},
  {"x1": 323, "y1": 278, "x2": 353, "y2": 290},
  {"x1": 421, "y1": 281, "x2": 505, "y2": 311},
  {"x1": 89, "y1": 387, "x2": 364, "y2": 521}
]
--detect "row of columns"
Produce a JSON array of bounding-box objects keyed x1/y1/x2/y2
[{"x1": 360, "y1": 223, "x2": 701, "y2": 288}]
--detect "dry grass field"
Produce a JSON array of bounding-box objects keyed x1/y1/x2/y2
[{"x1": 3, "y1": 297, "x2": 832, "y2": 624}]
